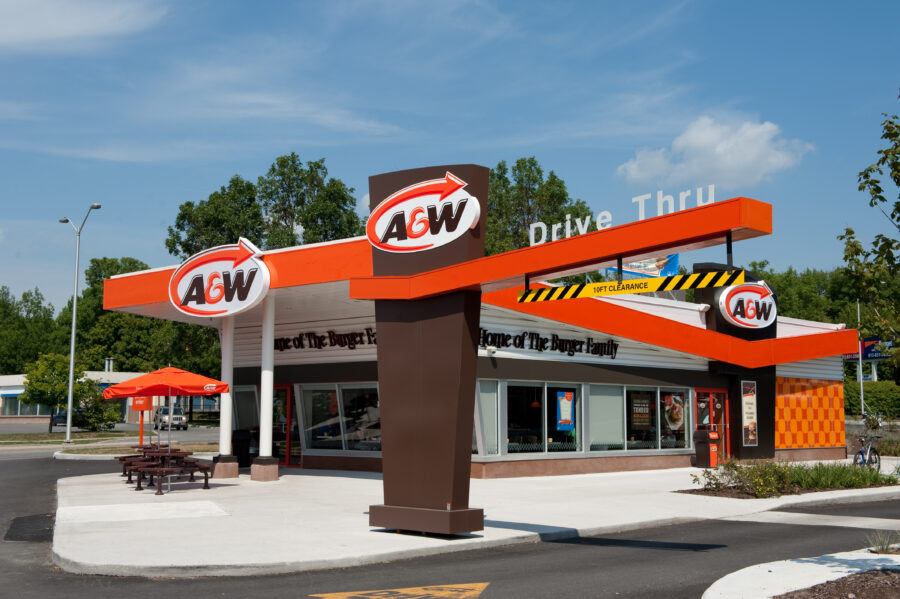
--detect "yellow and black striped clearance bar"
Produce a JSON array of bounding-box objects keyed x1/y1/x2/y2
[{"x1": 517, "y1": 269, "x2": 746, "y2": 303}]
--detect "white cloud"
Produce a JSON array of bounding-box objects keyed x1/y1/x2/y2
[
  {"x1": 139, "y1": 43, "x2": 403, "y2": 137},
  {"x1": 616, "y1": 116, "x2": 813, "y2": 190},
  {"x1": 0, "y1": 100, "x2": 39, "y2": 120},
  {"x1": 0, "y1": 0, "x2": 167, "y2": 52},
  {"x1": 0, "y1": 137, "x2": 246, "y2": 163},
  {"x1": 357, "y1": 193, "x2": 371, "y2": 217},
  {"x1": 199, "y1": 92, "x2": 401, "y2": 136}
]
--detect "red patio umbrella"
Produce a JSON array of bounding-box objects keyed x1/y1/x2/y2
[{"x1": 103, "y1": 367, "x2": 228, "y2": 450}]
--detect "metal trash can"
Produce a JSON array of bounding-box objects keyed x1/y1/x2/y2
[
  {"x1": 231, "y1": 429, "x2": 252, "y2": 468},
  {"x1": 692, "y1": 430, "x2": 720, "y2": 468}
]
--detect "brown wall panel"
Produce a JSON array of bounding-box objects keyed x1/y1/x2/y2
[
  {"x1": 774, "y1": 447, "x2": 847, "y2": 462},
  {"x1": 470, "y1": 454, "x2": 692, "y2": 478}
]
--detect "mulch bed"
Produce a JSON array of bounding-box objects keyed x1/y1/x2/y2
[{"x1": 773, "y1": 568, "x2": 900, "y2": 598}]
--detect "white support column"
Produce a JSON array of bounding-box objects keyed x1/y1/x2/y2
[
  {"x1": 218, "y1": 316, "x2": 234, "y2": 456},
  {"x1": 258, "y1": 294, "x2": 275, "y2": 458}
]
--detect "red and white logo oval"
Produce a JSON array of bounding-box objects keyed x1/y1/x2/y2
[
  {"x1": 168, "y1": 238, "x2": 270, "y2": 317},
  {"x1": 366, "y1": 172, "x2": 481, "y2": 253},
  {"x1": 718, "y1": 282, "x2": 777, "y2": 329}
]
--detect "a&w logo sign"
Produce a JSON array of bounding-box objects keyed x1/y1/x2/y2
[
  {"x1": 366, "y1": 172, "x2": 481, "y2": 252},
  {"x1": 718, "y1": 281, "x2": 777, "y2": 329},
  {"x1": 168, "y1": 238, "x2": 270, "y2": 317}
]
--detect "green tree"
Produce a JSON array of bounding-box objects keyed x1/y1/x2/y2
[
  {"x1": 81, "y1": 312, "x2": 159, "y2": 373},
  {"x1": 0, "y1": 287, "x2": 62, "y2": 375},
  {"x1": 19, "y1": 353, "x2": 96, "y2": 432},
  {"x1": 165, "y1": 175, "x2": 265, "y2": 260},
  {"x1": 839, "y1": 110, "x2": 900, "y2": 381},
  {"x1": 301, "y1": 177, "x2": 363, "y2": 243},
  {"x1": 486, "y1": 157, "x2": 592, "y2": 255},
  {"x1": 745, "y1": 261, "x2": 842, "y2": 322},
  {"x1": 256, "y1": 153, "x2": 362, "y2": 247},
  {"x1": 55, "y1": 257, "x2": 152, "y2": 364},
  {"x1": 73, "y1": 385, "x2": 120, "y2": 432},
  {"x1": 256, "y1": 153, "x2": 314, "y2": 248},
  {"x1": 146, "y1": 321, "x2": 220, "y2": 378}
]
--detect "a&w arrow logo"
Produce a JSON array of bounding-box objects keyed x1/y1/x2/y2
[
  {"x1": 718, "y1": 281, "x2": 777, "y2": 329},
  {"x1": 168, "y1": 238, "x2": 270, "y2": 317},
  {"x1": 366, "y1": 172, "x2": 481, "y2": 252}
]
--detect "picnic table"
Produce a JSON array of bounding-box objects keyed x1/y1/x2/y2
[{"x1": 122, "y1": 447, "x2": 211, "y2": 495}]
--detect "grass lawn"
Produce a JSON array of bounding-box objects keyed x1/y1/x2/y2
[
  {"x1": 0, "y1": 431, "x2": 134, "y2": 445},
  {"x1": 60, "y1": 442, "x2": 219, "y2": 455}
]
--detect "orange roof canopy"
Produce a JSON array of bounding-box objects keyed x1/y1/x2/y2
[{"x1": 349, "y1": 197, "x2": 772, "y2": 301}]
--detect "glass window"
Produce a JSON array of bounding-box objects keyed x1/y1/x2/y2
[
  {"x1": 18, "y1": 402, "x2": 36, "y2": 416},
  {"x1": 696, "y1": 392, "x2": 711, "y2": 426},
  {"x1": 479, "y1": 380, "x2": 499, "y2": 455},
  {"x1": 626, "y1": 388, "x2": 658, "y2": 449},
  {"x1": 1, "y1": 398, "x2": 19, "y2": 416},
  {"x1": 302, "y1": 388, "x2": 344, "y2": 449},
  {"x1": 546, "y1": 385, "x2": 579, "y2": 452},
  {"x1": 340, "y1": 386, "x2": 380, "y2": 451},
  {"x1": 233, "y1": 387, "x2": 259, "y2": 429},
  {"x1": 589, "y1": 385, "x2": 624, "y2": 451},
  {"x1": 660, "y1": 389, "x2": 688, "y2": 449},
  {"x1": 507, "y1": 384, "x2": 544, "y2": 453}
]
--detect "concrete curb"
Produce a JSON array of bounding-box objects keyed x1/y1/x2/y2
[
  {"x1": 53, "y1": 451, "x2": 127, "y2": 461},
  {"x1": 51, "y1": 489, "x2": 900, "y2": 578},
  {"x1": 53, "y1": 451, "x2": 218, "y2": 461},
  {"x1": 49, "y1": 467, "x2": 900, "y2": 580},
  {"x1": 703, "y1": 549, "x2": 900, "y2": 598},
  {"x1": 51, "y1": 515, "x2": 707, "y2": 578}
]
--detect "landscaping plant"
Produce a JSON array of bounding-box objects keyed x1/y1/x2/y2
[{"x1": 691, "y1": 460, "x2": 898, "y2": 498}]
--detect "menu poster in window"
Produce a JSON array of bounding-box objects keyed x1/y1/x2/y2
[
  {"x1": 631, "y1": 395, "x2": 651, "y2": 430},
  {"x1": 741, "y1": 380, "x2": 758, "y2": 447},
  {"x1": 557, "y1": 391, "x2": 575, "y2": 431},
  {"x1": 663, "y1": 394, "x2": 684, "y2": 431}
]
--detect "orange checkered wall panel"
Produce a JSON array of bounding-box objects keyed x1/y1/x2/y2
[{"x1": 775, "y1": 377, "x2": 844, "y2": 449}]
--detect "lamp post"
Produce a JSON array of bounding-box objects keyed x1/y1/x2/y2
[{"x1": 60, "y1": 203, "x2": 101, "y2": 443}]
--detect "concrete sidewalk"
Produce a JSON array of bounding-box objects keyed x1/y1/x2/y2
[
  {"x1": 704, "y1": 548, "x2": 900, "y2": 598},
  {"x1": 52, "y1": 464, "x2": 900, "y2": 579}
]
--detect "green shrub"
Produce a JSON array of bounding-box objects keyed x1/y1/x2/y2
[
  {"x1": 73, "y1": 388, "x2": 120, "y2": 432},
  {"x1": 844, "y1": 381, "x2": 900, "y2": 418},
  {"x1": 878, "y1": 438, "x2": 900, "y2": 456},
  {"x1": 691, "y1": 460, "x2": 897, "y2": 498}
]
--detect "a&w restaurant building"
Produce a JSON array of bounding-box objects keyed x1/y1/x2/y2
[{"x1": 103, "y1": 164, "x2": 857, "y2": 534}]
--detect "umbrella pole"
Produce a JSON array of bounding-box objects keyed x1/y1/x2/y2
[
  {"x1": 139, "y1": 411, "x2": 144, "y2": 446},
  {"x1": 167, "y1": 393, "x2": 172, "y2": 453}
]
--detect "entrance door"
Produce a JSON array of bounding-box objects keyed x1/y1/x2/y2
[
  {"x1": 695, "y1": 389, "x2": 729, "y2": 458},
  {"x1": 273, "y1": 385, "x2": 301, "y2": 467}
]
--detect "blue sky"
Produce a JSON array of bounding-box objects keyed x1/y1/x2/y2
[{"x1": 1, "y1": 0, "x2": 898, "y2": 312}]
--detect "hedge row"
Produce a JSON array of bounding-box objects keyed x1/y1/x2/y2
[{"x1": 844, "y1": 380, "x2": 900, "y2": 418}]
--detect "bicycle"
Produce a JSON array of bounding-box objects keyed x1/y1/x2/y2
[{"x1": 853, "y1": 435, "x2": 881, "y2": 472}]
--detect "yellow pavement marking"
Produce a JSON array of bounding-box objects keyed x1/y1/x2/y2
[{"x1": 310, "y1": 582, "x2": 490, "y2": 598}]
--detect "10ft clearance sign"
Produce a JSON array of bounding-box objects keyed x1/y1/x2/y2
[{"x1": 168, "y1": 238, "x2": 270, "y2": 317}]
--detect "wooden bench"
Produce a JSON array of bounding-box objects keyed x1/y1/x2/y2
[
  {"x1": 137, "y1": 462, "x2": 212, "y2": 494},
  {"x1": 183, "y1": 462, "x2": 211, "y2": 489},
  {"x1": 116, "y1": 455, "x2": 145, "y2": 476},
  {"x1": 125, "y1": 459, "x2": 159, "y2": 491},
  {"x1": 141, "y1": 466, "x2": 184, "y2": 496}
]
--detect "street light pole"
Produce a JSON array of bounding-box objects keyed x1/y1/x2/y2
[{"x1": 60, "y1": 203, "x2": 101, "y2": 443}]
